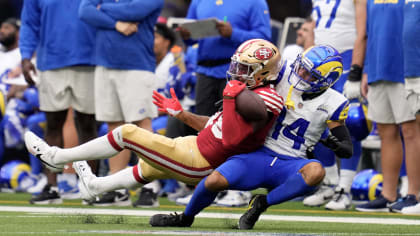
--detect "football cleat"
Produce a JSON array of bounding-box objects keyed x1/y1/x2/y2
[
  {"x1": 90, "y1": 190, "x2": 131, "y2": 207},
  {"x1": 73, "y1": 161, "x2": 97, "y2": 201},
  {"x1": 214, "y1": 190, "x2": 252, "y2": 207},
  {"x1": 24, "y1": 131, "x2": 63, "y2": 172},
  {"x1": 175, "y1": 193, "x2": 193, "y2": 205},
  {"x1": 303, "y1": 184, "x2": 335, "y2": 206},
  {"x1": 133, "y1": 187, "x2": 159, "y2": 208},
  {"x1": 149, "y1": 212, "x2": 194, "y2": 227},
  {"x1": 324, "y1": 187, "x2": 352, "y2": 210},
  {"x1": 238, "y1": 194, "x2": 268, "y2": 230},
  {"x1": 29, "y1": 184, "x2": 62, "y2": 205}
]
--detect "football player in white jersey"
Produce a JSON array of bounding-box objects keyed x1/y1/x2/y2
[
  {"x1": 303, "y1": 0, "x2": 368, "y2": 210},
  {"x1": 149, "y1": 45, "x2": 353, "y2": 229}
]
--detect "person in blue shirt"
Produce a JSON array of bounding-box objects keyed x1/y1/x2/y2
[
  {"x1": 78, "y1": 0, "x2": 164, "y2": 206},
  {"x1": 400, "y1": 0, "x2": 420, "y2": 215},
  {"x1": 344, "y1": 0, "x2": 420, "y2": 213},
  {"x1": 19, "y1": 0, "x2": 98, "y2": 205},
  {"x1": 178, "y1": 0, "x2": 272, "y2": 118}
]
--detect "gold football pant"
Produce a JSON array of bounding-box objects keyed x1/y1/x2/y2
[{"x1": 114, "y1": 124, "x2": 213, "y2": 185}]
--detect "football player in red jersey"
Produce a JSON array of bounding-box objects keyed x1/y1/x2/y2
[{"x1": 24, "y1": 39, "x2": 284, "y2": 201}]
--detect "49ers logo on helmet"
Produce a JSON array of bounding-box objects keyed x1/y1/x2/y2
[{"x1": 254, "y1": 47, "x2": 274, "y2": 60}]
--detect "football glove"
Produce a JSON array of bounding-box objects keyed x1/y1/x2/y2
[
  {"x1": 343, "y1": 64, "x2": 363, "y2": 100},
  {"x1": 319, "y1": 134, "x2": 340, "y2": 151},
  {"x1": 223, "y1": 80, "x2": 246, "y2": 98},
  {"x1": 343, "y1": 80, "x2": 362, "y2": 100},
  {"x1": 153, "y1": 88, "x2": 183, "y2": 116}
]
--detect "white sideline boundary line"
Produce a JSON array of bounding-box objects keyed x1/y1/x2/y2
[{"x1": 1, "y1": 206, "x2": 420, "y2": 225}]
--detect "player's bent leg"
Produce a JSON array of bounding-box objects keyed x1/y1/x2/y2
[
  {"x1": 299, "y1": 162, "x2": 325, "y2": 186},
  {"x1": 204, "y1": 171, "x2": 229, "y2": 191},
  {"x1": 122, "y1": 125, "x2": 213, "y2": 185},
  {"x1": 240, "y1": 160, "x2": 322, "y2": 230}
]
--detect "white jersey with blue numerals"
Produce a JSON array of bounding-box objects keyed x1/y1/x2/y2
[
  {"x1": 311, "y1": 0, "x2": 356, "y2": 53},
  {"x1": 264, "y1": 60, "x2": 348, "y2": 159}
]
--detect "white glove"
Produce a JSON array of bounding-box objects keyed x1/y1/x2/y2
[{"x1": 343, "y1": 80, "x2": 362, "y2": 100}]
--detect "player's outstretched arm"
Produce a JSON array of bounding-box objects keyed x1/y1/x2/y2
[
  {"x1": 153, "y1": 88, "x2": 209, "y2": 131},
  {"x1": 175, "y1": 111, "x2": 210, "y2": 132}
]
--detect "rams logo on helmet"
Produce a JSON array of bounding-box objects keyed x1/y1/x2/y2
[
  {"x1": 0, "y1": 160, "x2": 33, "y2": 190},
  {"x1": 351, "y1": 169, "x2": 383, "y2": 204},
  {"x1": 288, "y1": 45, "x2": 343, "y2": 93}
]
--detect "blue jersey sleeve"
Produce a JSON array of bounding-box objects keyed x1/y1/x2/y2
[
  {"x1": 79, "y1": 0, "x2": 116, "y2": 30},
  {"x1": 100, "y1": 0, "x2": 163, "y2": 22},
  {"x1": 330, "y1": 100, "x2": 349, "y2": 121},
  {"x1": 229, "y1": 0, "x2": 271, "y2": 44},
  {"x1": 19, "y1": 0, "x2": 41, "y2": 60}
]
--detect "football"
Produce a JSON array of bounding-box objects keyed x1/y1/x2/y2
[{"x1": 235, "y1": 89, "x2": 267, "y2": 122}]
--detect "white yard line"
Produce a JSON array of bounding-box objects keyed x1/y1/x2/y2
[{"x1": 1, "y1": 205, "x2": 420, "y2": 225}]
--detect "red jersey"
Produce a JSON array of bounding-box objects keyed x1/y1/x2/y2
[{"x1": 196, "y1": 85, "x2": 284, "y2": 168}]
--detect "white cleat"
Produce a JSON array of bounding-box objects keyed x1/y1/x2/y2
[
  {"x1": 325, "y1": 188, "x2": 352, "y2": 210},
  {"x1": 24, "y1": 131, "x2": 63, "y2": 172},
  {"x1": 214, "y1": 190, "x2": 252, "y2": 207},
  {"x1": 73, "y1": 161, "x2": 97, "y2": 201},
  {"x1": 175, "y1": 193, "x2": 193, "y2": 205},
  {"x1": 303, "y1": 185, "x2": 335, "y2": 207}
]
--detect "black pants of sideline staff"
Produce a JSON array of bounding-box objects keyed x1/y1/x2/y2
[{"x1": 195, "y1": 73, "x2": 226, "y2": 117}]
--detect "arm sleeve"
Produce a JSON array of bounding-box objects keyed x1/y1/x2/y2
[
  {"x1": 328, "y1": 125, "x2": 353, "y2": 159},
  {"x1": 79, "y1": 0, "x2": 116, "y2": 30},
  {"x1": 221, "y1": 99, "x2": 254, "y2": 148},
  {"x1": 100, "y1": 0, "x2": 163, "y2": 22},
  {"x1": 19, "y1": 0, "x2": 41, "y2": 60},
  {"x1": 230, "y1": 1, "x2": 271, "y2": 44}
]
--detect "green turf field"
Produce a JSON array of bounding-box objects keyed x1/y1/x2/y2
[{"x1": 1, "y1": 192, "x2": 420, "y2": 236}]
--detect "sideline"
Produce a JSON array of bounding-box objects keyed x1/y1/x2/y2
[{"x1": 1, "y1": 205, "x2": 420, "y2": 225}]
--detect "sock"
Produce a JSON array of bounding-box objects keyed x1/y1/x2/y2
[
  {"x1": 184, "y1": 177, "x2": 219, "y2": 217},
  {"x1": 54, "y1": 127, "x2": 124, "y2": 164},
  {"x1": 267, "y1": 172, "x2": 316, "y2": 205},
  {"x1": 143, "y1": 180, "x2": 161, "y2": 194},
  {"x1": 89, "y1": 166, "x2": 143, "y2": 194},
  {"x1": 338, "y1": 169, "x2": 356, "y2": 193},
  {"x1": 323, "y1": 164, "x2": 339, "y2": 186}
]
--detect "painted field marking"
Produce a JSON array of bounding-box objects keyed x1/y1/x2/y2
[{"x1": 1, "y1": 206, "x2": 420, "y2": 225}]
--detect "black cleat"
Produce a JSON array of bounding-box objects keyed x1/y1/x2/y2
[
  {"x1": 29, "y1": 184, "x2": 62, "y2": 205},
  {"x1": 149, "y1": 212, "x2": 194, "y2": 227},
  {"x1": 238, "y1": 194, "x2": 268, "y2": 230},
  {"x1": 133, "y1": 187, "x2": 159, "y2": 208}
]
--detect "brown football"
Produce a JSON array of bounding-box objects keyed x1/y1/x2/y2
[{"x1": 235, "y1": 89, "x2": 267, "y2": 122}]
